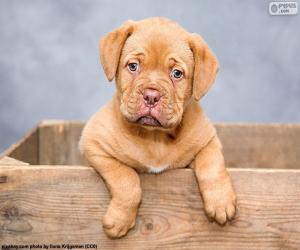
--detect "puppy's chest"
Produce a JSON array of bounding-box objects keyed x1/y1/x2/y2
[
  {"x1": 127, "y1": 139, "x2": 169, "y2": 160},
  {"x1": 117, "y1": 138, "x2": 191, "y2": 173}
]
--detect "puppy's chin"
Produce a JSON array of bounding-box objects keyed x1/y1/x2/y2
[
  {"x1": 137, "y1": 116, "x2": 162, "y2": 127},
  {"x1": 122, "y1": 113, "x2": 181, "y2": 131}
]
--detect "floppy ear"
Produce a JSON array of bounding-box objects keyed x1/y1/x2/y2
[
  {"x1": 189, "y1": 33, "x2": 219, "y2": 101},
  {"x1": 99, "y1": 21, "x2": 135, "y2": 81}
]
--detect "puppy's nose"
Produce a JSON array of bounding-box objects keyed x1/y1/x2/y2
[{"x1": 143, "y1": 88, "x2": 161, "y2": 106}]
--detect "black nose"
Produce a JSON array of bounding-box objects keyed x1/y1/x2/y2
[{"x1": 143, "y1": 88, "x2": 161, "y2": 106}]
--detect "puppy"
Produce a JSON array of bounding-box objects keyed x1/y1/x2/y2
[{"x1": 79, "y1": 17, "x2": 236, "y2": 238}]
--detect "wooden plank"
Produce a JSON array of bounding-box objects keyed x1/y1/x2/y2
[
  {"x1": 0, "y1": 166, "x2": 299, "y2": 249},
  {"x1": 37, "y1": 121, "x2": 300, "y2": 168},
  {"x1": 2, "y1": 121, "x2": 300, "y2": 168},
  {"x1": 0, "y1": 125, "x2": 39, "y2": 165},
  {"x1": 0, "y1": 156, "x2": 29, "y2": 166},
  {"x1": 216, "y1": 124, "x2": 300, "y2": 169},
  {"x1": 38, "y1": 120, "x2": 87, "y2": 165}
]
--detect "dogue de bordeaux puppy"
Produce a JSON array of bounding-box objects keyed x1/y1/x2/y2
[{"x1": 79, "y1": 17, "x2": 237, "y2": 238}]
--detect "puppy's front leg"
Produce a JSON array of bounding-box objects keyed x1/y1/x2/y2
[
  {"x1": 85, "y1": 153, "x2": 142, "y2": 238},
  {"x1": 193, "y1": 136, "x2": 237, "y2": 225}
]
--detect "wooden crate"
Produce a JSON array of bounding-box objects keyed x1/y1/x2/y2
[{"x1": 0, "y1": 120, "x2": 300, "y2": 249}]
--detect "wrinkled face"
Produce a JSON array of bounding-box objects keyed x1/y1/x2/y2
[
  {"x1": 117, "y1": 32, "x2": 194, "y2": 129},
  {"x1": 100, "y1": 18, "x2": 219, "y2": 130}
]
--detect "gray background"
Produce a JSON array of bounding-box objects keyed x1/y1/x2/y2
[{"x1": 0, "y1": 0, "x2": 299, "y2": 152}]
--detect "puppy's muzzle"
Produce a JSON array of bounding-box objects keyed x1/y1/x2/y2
[{"x1": 133, "y1": 88, "x2": 163, "y2": 127}]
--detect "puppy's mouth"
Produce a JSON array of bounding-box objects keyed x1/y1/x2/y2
[{"x1": 137, "y1": 116, "x2": 162, "y2": 127}]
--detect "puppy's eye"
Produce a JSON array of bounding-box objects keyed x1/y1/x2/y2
[
  {"x1": 128, "y1": 62, "x2": 139, "y2": 72},
  {"x1": 171, "y1": 69, "x2": 183, "y2": 80}
]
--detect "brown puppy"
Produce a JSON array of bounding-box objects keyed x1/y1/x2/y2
[{"x1": 79, "y1": 17, "x2": 236, "y2": 238}]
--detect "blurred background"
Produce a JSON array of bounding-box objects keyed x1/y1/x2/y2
[{"x1": 0, "y1": 0, "x2": 299, "y2": 152}]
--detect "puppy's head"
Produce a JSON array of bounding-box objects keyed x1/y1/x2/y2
[{"x1": 100, "y1": 17, "x2": 218, "y2": 129}]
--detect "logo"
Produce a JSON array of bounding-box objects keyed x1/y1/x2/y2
[{"x1": 269, "y1": 1, "x2": 298, "y2": 15}]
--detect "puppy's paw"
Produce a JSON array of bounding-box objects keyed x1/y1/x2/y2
[
  {"x1": 102, "y1": 202, "x2": 137, "y2": 238},
  {"x1": 203, "y1": 187, "x2": 237, "y2": 225}
]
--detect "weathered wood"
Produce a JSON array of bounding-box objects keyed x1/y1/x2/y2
[
  {"x1": 0, "y1": 125, "x2": 39, "y2": 165},
  {"x1": 216, "y1": 124, "x2": 300, "y2": 169},
  {"x1": 0, "y1": 166, "x2": 299, "y2": 249},
  {"x1": 38, "y1": 120, "x2": 87, "y2": 165},
  {"x1": 37, "y1": 121, "x2": 300, "y2": 169},
  {"x1": 0, "y1": 156, "x2": 29, "y2": 166},
  {"x1": 2, "y1": 121, "x2": 300, "y2": 169}
]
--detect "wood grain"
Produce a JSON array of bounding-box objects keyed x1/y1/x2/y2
[
  {"x1": 0, "y1": 125, "x2": 38, "y2": 165},
  {"x1": 38, "y1": 120, "x2": 87, "y2": 166},
  {"x1": 216, "y1": 123, "x2": 300, "y2": 169},
  {"x1": 0, "y1": 166, "x2": 299, "y2": 249},
  {"x1": 2, "y1": 121, "x2": 300, "y2": 169}
]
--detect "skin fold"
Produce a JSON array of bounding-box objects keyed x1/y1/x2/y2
[{"x1": 79, "y1": 17, "x2": 237, "y2": 238}]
